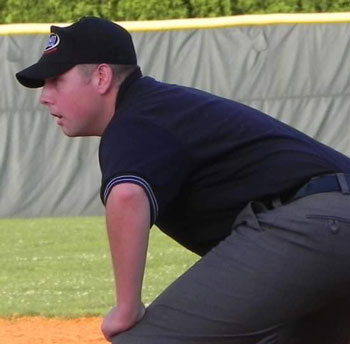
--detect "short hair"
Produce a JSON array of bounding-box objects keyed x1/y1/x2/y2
[{"x1": 77, "y1": 64, "x2": 138, "y2": 87}]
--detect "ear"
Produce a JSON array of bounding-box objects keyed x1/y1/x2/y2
[{"x1": 93, "y1": 64, "x2": 115, "y2": 95}]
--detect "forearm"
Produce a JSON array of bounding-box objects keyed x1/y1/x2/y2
[{"x1": 105, "y1": 183, "x2": 151, "y2": 312}]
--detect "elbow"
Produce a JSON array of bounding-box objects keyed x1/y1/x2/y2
[
  {"x1": 106, "y1": 182, "x2": 152, "y2": 230},
  {"x1": 108, "y1": 183, "x2": 147, "y2": 207}
]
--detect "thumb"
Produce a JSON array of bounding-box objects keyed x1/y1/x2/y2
[{"x1": 137, "y1": 303, "x2": 146, "y2": 322}]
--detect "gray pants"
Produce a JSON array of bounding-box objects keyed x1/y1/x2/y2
[{"x1": 115, "y1": 191, "x2": 350, "y2": 344}]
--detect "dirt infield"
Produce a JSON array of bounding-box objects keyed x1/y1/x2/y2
[{"x1": 0, "y1": 317, "x2": 107, "y2": 344}]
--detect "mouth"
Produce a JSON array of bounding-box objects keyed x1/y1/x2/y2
[
  {"x1": 51, "y1": 113, "x2": 62, "y2": 119},
  {"x1": 51, "y1": 113, "x2": 64, "y2": 126}
]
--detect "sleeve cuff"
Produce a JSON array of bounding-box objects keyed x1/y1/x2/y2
[{"x1": 102, "y1": 175, "x2": 159, "y2": 225}]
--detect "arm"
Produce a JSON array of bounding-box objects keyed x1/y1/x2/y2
[{"x1": 101, "y1": 183, "x2": 151, "y2": 341}]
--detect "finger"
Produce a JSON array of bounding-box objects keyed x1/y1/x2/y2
[
  {"x1": 101, "y1": 322, "x2": 113, "y2": 342},
  {"x1": 101, "y1": 329, "x2": 112, "y2": 342},
  {"x1": 101, "y1": 330, "x2": 112, "y2": 343}
]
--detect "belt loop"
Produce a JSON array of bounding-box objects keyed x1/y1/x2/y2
[
  {"x1": 272, "y1": 197, "x2": 283, "y2": 208},
  {"x1": 336, "y1": 173, "x2": 350, "y2": 194}
]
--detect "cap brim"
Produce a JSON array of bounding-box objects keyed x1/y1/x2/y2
[{"x1": 16, "y1": 61, "x2": 76, "y2": 88}]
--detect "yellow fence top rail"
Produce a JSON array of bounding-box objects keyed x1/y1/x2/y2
[{"x1": 1, "y1": 12, "x2": 350, "y2": 35}]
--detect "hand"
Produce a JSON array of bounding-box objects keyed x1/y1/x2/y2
[{"x1": 101, "y1": 303, "x2": 146, "y2": 342}]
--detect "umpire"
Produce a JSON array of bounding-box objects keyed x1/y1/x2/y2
[{"x1": 16, "y1": 16, "x2": 350, "y2": 344}]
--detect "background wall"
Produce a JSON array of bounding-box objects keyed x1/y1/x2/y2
[{"x1": 1, "y1": 14, "x2": 349, "y2": 217}]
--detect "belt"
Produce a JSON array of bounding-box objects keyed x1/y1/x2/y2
[{"x1": 293, "y1": 173, "x2": 350, "y2": 200}]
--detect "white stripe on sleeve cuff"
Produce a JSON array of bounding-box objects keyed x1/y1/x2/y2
[{"x1": 103, "y1": 175, "x2": 159, "y2": 224}]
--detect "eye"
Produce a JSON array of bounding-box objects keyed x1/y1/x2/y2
[
  {"x1": 47, "y1": 75, "x2": 67, "y2": 89},
  {"x1": 45, "y1": 76, "x2": 58, "y2": 85}
]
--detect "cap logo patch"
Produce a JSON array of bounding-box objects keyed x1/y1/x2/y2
[{"x1": 44, "y1": 33, "x2": 60, "y2": 54}]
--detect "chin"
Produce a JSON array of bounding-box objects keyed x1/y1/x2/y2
[
  {"x1": 62, "y1": 128, "x2": 98, "y2": 137},
  {"x1": 61, "y1": 128, "x2": 79, "y2": 137},
  {"x1": 64, "y1": 133, "x2": 78, "y2": 137}
]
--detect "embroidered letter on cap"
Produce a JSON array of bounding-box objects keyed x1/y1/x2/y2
[{"x1": 44, "y1": 33, "x2": 60, "y2": 54}]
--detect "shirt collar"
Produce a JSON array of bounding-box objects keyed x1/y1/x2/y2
[{"x1": 116, "y1": 67, "x2": 143, "y2": 106}]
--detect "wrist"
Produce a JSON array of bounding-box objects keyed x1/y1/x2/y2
[
  {"x1": 117, "y1": 301, "x2": 144, "y2": 320},
  {"x1": 101, "y1": 303, "x2": 145, "y2": 341}
]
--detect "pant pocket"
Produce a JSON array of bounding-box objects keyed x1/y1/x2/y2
[{"x1": 306, "y1": 215, "x2": 350, "y2": 234}]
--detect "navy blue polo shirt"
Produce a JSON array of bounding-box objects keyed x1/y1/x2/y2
[{"x1": 99, "y1": 69, "x2": 350, "y2": 256}]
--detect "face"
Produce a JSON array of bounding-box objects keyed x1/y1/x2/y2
[{"x1": 40, "y1": 66, "x2": 103, "y2": 137}]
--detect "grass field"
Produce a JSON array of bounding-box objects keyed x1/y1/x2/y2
[{"x1": 0, "y1": 217, "x2": 198, "y2": 318}]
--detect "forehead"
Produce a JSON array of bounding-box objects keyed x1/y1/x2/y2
[{"x1": 47, "y1": 66, "x2": 84, "y2": 82}]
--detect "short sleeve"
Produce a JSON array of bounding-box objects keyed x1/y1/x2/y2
[{"x1": 99, "y1": 117, "x2": 190, "y2": 225}]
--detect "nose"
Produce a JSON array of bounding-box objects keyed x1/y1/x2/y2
[{"x1": 39, "y1": 83, "x2": 54, "y2": 106}]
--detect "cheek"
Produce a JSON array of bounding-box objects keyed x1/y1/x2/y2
[{"x1": 64, "y1": 88, "x2": 96, "y2": 118}]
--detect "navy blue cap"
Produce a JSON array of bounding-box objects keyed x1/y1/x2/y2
[{"x1": 16, "y1": 16, "x2": 137, "y2": 88}]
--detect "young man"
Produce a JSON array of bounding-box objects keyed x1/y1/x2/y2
[{"x1": 16, "y1": 16, "x2": 350, "y2": 344}]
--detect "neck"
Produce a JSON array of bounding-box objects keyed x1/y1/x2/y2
[{"x1": 96, "y1": 87, "x2": 118, "y2": 136}]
